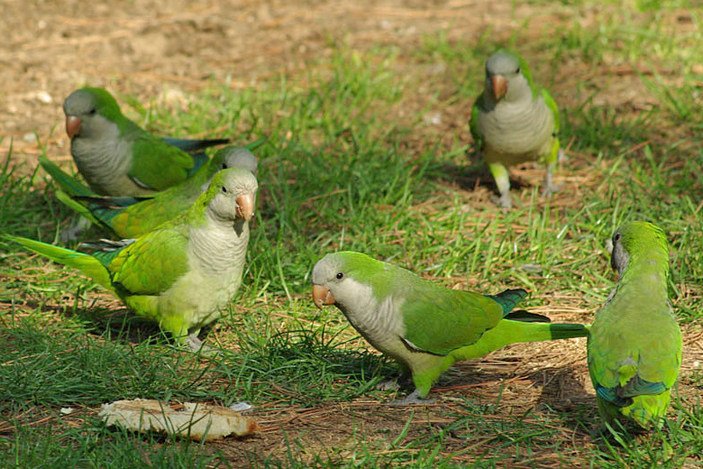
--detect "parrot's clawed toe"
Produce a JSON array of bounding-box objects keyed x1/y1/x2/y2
[
  {"x1": 181, "y1": 334, "x2": 220, "y2": 356},
  {"x1": 541, "y1": 182, "x2": 564, "y2": 198},
  {"x1": 491, "y1": 193, "x2": 513, "y2": 209}
]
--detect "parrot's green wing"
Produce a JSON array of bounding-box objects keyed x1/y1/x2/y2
[
  {"x1": 400, "y1": 285, "x2": 507, "y2": 356},
  {"x1": 108, "y1": 225, "x2": 190, "y2": 296},
  {"x1": 469, "y1": 93, "x2": 485, "y2": 149},
  {"x1": 541, "y1": 88, "x2": 560, "y2": 132},
  {"x1": 128, "y1": 134, "x2": 198, "y2": 192},
  {"x1": 515, "y1": 52, "x2": 537, "y2": 98}
]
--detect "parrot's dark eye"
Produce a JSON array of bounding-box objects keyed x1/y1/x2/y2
[
  {"x1": 88, "y1": 108, "x2": 97, "y2": 115},
  {"x1": 221, "y1": 186, "x2": 228, "y2": 193},
  {"x1": 515, "y1": 67, "x2": 520, "y2": 74},
  {"x1": 221, "y1": 163, "x2": 227, "y2": 169},
  {"x1": 336, "y1": 272, "x2": 344, "y2": 280},
  {"x1": 613, "y1": 233, "x2": 621, "y2": 242}
]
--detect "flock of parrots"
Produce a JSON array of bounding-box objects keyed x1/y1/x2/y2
[{"x1": 8, "y1": 49, "x2": 682, "y2": 435}]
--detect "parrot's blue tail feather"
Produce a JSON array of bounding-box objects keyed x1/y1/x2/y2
[{"x1": 489, "y1": 288, "x2": 528, "y2": 316}]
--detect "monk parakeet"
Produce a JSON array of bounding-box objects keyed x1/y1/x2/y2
[
  {"x1": 63, "y1": 87, "x2": 229, "y2": 196},
  {"x1": 469, "y1": 50, "x2": 561, "y2": 208},
  {"x1": 7, "y1": 167, "x2": 258, "y2": 350},
  {"x1": 588, "y1": 222, "x2": 682, "y2": 430},
  {"x1": 311, "y1": 251, "x2": 590, "y2": 403},
  {"x1": 42, "y1": 146, "x2": 258, "y2": 238}
]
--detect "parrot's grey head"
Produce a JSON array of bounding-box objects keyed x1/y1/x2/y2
[
  {"x1": 311, "y1": 252, "x2": 379, "y2": 310},
  {"x1": 220, "y1": 147, "x2": 259, "y2": 176},
  {"x1": 484, "y1": 50, "x2": 531, "y2": 102},
  {"x1": 63, "y1": 87, "x2": 122, "y2": 140},
  {"x1": 205, "y1": 167, "x2": 258, "y2": 223},
  {"x1": 609, "y1": 221, "x2": 669, "y2": 277}
]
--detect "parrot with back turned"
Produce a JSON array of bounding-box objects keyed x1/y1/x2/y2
[
  {"x1": 42, "y1": 146, "x2": 258, "y2": 238},
  {"x1": 63, "y1": 86, "x2": 229, "y2": 196},
  {"x1": 588, "y1": 222, "x2": 682, "y2": 431},
  {"x1": 6, "y1": 167, "x2": 258, "y2": 350},
  {"x1": 311, "y1": 251, "x2": 590, "y2": 403},
  {"x1": 469, "y1": 49, "x2": 562, "y2": 208}
]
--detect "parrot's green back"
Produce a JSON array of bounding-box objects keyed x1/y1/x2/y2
[{"x1": 587, "y1": 222, "x2": 682, "y2": 429}]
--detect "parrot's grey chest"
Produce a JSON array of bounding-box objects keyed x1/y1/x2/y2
[
  {"x1": 71, "y1": 124, "x2": 142, "y2": 195},
  {"x1": 161, "y1": 222, "x2": 249, "y2": 328},
  {"x1": 479, "y1": 97, "x2": 555, "y2": 163},
  {"x1": 341, "y1": 294, "x2": 410, "y2": 361}
]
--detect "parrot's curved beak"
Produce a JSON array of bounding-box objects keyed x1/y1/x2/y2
[
  {"x1": 312, "y1": 284, "x2": 335, "y2": 309},
  {"x1": 235, "y1": 193, "x2": 255, "y2": 222},
  {"x1": 491, "y1": 75, "x2": 508, "y2": 100},
  {"x1": 65, "y1": 115, "x2": 82, "y2": 139}
]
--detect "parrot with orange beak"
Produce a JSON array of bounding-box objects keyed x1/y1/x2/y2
[
  {"x1": 6, "y1": 168, "x2": 257, "y2": 350},
  {"x1": 469, "y1": 50, "x2": 562, "y2": 208},
  {"x1": 311, "y1": 251, "x2": 590, "y2": 403},
  {"x1": 62, "y1": 87, "x2": 228, "y2": 196}
]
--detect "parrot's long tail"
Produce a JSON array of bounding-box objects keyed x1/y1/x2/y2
[
  {"x1": 452, "y1": 320, "x2": 590, "y2": 362},
  {"x1": 5, "y1": 235, "x2": 114, "y2": 291},
  {"x1": 162, "y1": 137, "x2": 231, "y2": 154},
  {"x1": 163, "y1": 137, "x2": 230, "y2": 176},
  {"x1": 69, "y1": 194, "x2": 147, "y2": 233},
  {"x1": 38, "y1": 154, "x2": 94, "y2": 197},
  {"x1": 55, "y1": 190, "x2": 105, "y2": 228}
]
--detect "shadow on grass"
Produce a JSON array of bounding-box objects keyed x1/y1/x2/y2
[
  {"x1": 217, "y1": 326, "x2": 397, "y2": 406},
  {"x1": 427, "y1": 156, "x2": 532, "y2": 197}
]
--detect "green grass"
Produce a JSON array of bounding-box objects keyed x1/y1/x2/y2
[{"x1": 2, "y1": 0, "x2": 703, "y2": 466}]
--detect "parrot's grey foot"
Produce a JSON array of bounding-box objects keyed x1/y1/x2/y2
[
  {"x1": 557, "y1": 148, "x2": 567, "y2": 164},
  {"x1": 491, "y1": 193, "x2": 513, "y2": 209},
  {"x1": 183, "y1": 335, "x2": 221, "y2": 356},
  {"x1": 376, "y1": 378, "x2": 400, "y2": 391},
  {"x1": 59, "y1": 226, "x2": 84, "y2": 242},
  {"x1": 59, "y1": 217, "x2": 91, "y2": 242},
  {"x1": 388, "y1": 389, "x2": 436, "y2": 405}
]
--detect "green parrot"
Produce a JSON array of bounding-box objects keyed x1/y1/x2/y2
[
  {"x1": 6, "y1": 167, "x2": 258, "y2": 350},
  {"x1": 42, "y1": 146, "x2": 258, "y2": 238},
  {"x1": 311, "y1": 251, "x2": 590, "y2": 403},
  {"x1": 63, "y1": 86, "x2": 229, "y2": 196},
  {"x1": 469, "y1": 49, "x2": 562, "y2": 208},
  {"x1": 588, "y1": 222, "x2": 682, "y2": 430}
]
